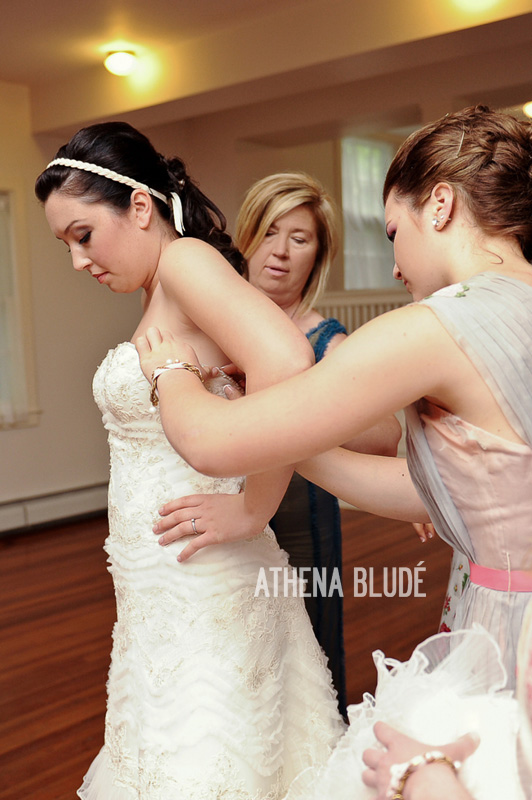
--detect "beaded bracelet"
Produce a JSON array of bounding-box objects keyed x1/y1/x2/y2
[
  {"x1": 387, "y1": 750, "x2": 461, "y2": 800},
  {"x1": 150, "y1": 360, "x2": 204, "y2": 407}
]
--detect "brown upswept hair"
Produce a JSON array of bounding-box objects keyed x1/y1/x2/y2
[
  {"x1": 35, "y1": 121, "x2": 244, "y2": 273},
  {"x1": 383, "y1": 105, "x2": 532, "y2": 262},
  {"x1": 235, "y1": 172, "x2": 339, "y2": 315}
]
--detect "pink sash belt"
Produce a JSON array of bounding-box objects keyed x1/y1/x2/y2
[{"x1": 468, "y1": 561, "x2": 532, "y2": 592}]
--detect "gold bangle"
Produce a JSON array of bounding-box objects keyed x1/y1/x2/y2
[
  {"x1": 150, "y1": 361, "x2": 204, "y2": 407},
  {"x1": 388, "y1": 751, "x2": 461, "y2": 799}
]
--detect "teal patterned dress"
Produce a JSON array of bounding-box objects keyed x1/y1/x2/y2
[{"x1": 271, "y1": 318, "x2": 347, "y2": 716}]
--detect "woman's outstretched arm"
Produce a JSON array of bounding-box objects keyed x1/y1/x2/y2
[
  {"x1": 296, "y1": 449, "x2": 430, "y2": 523},
  {"x1": 136, "y1": 302, "x2": 449, "y2": 478}
]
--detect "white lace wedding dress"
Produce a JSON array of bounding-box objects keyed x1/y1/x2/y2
[{"x1": 79, "y1": 342, "x2": 344, "y2": 800}]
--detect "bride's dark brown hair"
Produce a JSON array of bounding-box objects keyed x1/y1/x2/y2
[
  {"x1": 35, "y1": 121, "x2": 244, "y2": 273},
  {"x1": 383, "y1": 105, "x2": 532, "y2": 262}
]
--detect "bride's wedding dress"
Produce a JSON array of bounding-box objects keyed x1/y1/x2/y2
[{"x1": 78, "y1": 341, "x2": 344, "y2": 800}]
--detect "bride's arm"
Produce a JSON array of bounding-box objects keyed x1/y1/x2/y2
[
  {"x1": 151, "y1": 442, "x2": 429, "y2": 552},
  {"x1": 154, "y1": 239, "x2": 314, "y2": 548},
  {"x1": 157, "y1": 238, "x2": 314, "y2": 385}
]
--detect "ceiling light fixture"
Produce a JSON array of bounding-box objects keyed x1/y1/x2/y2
[
  {"x1": 451, "y1": 0, "x2": 501, "y2": 10},
  {"x1": 104, "y1": 51, "x2": 138, "y2": 76},
  {"x1": 523, "y1": 102, "x2": 532, "y2": 119}
]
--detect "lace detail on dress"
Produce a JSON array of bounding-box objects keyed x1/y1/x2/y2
[{"x1": 78, "y1": 342, "x2": 344, "y2": 800}]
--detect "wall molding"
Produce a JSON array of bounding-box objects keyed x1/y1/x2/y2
[{"x1": 0, "y1": 484, "x2": 108, "y2": 533}]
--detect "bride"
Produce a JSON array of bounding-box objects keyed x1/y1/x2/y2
[{"x1": 35, "y1": 121, "x2": 346, "y2": 799}]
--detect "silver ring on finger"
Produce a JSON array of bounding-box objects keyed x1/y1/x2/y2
[{"x1": 191, "y1": 518, "x2": 198, "y2": 535}]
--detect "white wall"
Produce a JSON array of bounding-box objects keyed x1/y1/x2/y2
[
  {"x1": 0, "y1": 80, "x2": 140, "y2": 519},
  {"x1": 147, "y1": 114, "x2": 343, "y2": 286}
]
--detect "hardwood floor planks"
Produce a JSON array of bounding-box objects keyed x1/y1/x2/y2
[{"x1": 0, "y1": 510, "x2": 451, "y2": 798}]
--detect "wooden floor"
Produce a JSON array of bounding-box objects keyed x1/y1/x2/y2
[{"x1": 0, "y1": 510, "x2": 451, "y2": 800}]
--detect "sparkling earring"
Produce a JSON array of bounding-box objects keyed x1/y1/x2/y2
[{"x1": 432, "y1": 217, "x2": 438, "y2": 227}]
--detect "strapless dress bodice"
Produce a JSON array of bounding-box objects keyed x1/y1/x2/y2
[{"x1": 93, "y1": 341, "x2": 244, "y2": 552}]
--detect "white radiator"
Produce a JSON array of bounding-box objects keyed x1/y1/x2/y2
[
  {"x1": 0, "y1": 484, "x2": 108, "y2": 532},
  {"x1": 316, "y1": 289, "x2": 410, "y2": 333}
]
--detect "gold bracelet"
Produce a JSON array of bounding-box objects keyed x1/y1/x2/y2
[
  {"x1": 150, "y1": 361, "x2": 204, "y2": 407},
  {"x1": 388, "y1": 751, "x2": 461, "y2": 800}
]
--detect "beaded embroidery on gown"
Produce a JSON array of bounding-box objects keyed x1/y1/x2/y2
[{"x1": 78, "y1": 341, "x2": 344, "y2": 800}]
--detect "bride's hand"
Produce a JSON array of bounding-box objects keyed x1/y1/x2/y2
[
  {"x1": 135, "y1": 327, "x2": 204, "y2": 382},
  {"x1": 362, "y1": 722, "x2": 479, "y2": 799},
  {"x1": 153, "y1": 493, "x2": 268, "y2": 562}
]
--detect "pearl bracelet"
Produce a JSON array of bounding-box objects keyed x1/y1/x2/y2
[
  {"x1": 387, "y1": 750, "x2": 461, "y2": 800},
  {"x1": 150, "y1": 359, "x2": 204, "y2": 407}
]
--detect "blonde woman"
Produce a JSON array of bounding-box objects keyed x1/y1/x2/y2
[{"x1": 168, "y1": 172, "x2": 399, "y2": 716}]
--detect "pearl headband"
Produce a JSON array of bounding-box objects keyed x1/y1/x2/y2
[{"x1": 46, "y1": 157, "x2": 185, "y2": 236}]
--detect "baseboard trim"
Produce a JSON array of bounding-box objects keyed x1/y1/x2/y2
[{"x1": 0, "y1": 484, "x2": 108, "y2": 533}]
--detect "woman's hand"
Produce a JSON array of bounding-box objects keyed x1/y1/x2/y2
[
  {"x1": 203, "y1": 365, "x2": 245, "y2": 400},
  {"x1": 209, "y1": 363, "x2": 246, "y2": 393},
  {"x1": 154, "y1": 492, "x2": 270, "y2": 562},
  {"x1": 412, "y1": 522, "x2": 436, "y2": 543},
  {"x1": 135, "y1": 327, "x2": 204, "y2": 382},
  {"x1": 362, "y1": 721, "x2": 479, "y2": 800}
]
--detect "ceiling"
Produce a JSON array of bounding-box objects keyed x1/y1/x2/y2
[
  {"x1": 0, "y1": 0, "x2": 308, "y2": 86},
  {"x1": 3, "y1": 0, "x2": 532, "y2": 138}
]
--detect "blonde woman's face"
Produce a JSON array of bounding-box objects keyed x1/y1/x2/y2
[{"x1": 247, "y1": 205, "x2": 319, "y2": 307}]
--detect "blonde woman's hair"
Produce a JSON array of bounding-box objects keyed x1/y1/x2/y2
[{"x1": 235, "y1": 172, "x2": 339, "y2": 315}]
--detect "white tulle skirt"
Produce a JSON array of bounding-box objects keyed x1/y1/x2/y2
[{"x1": 284, "y1": 626, "x2": 524, "y2": 800}]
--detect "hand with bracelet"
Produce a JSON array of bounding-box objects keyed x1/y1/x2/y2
[
  {"x1": 362, "y1": 721, "x2": 479, "y2": 800},
  {"x1": 149, "y1": 359, "x2": 205, "y2": 407},
  {"x1": 137, "y1": 328, "x2": 205, "y2": 392}
]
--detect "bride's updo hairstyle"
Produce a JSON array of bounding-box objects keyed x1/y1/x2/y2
[
  {"x1": 383, "y1": 105, "x2": 532, "y2": 262},
  {"x1": 35, "y1": 121, "x2": 244, "y2": 273}
]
